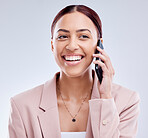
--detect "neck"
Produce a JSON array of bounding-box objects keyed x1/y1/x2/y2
[{"x1": 56, "y1": 69, "x2": 94, "y2": 102}]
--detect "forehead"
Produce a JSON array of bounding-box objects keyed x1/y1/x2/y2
[{"x1": 54, "y1": 11, "x2": 97, "y2": 33}]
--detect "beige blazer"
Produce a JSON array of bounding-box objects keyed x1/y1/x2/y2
[{"x1": 8, "y1": 69, "x2": 140, "y2": 138}]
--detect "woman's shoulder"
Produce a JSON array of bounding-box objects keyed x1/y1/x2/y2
[
  {"x1": 10, "y1": 83, "x2": 45, "y2": 107},
  {"x1": 111, "y1": 82, "x2": 140, "y2": 112},
  {"x1": 112, "y1": 82, "x2": 140, "y2": 98}
]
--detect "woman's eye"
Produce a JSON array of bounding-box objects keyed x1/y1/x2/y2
[
  {"x1": 80, "y1": 35, "x2": 89, "y2": 38},
  {"x1": 58, "y1": 35, "x2": 68, "y2": 39},
  {"x1": 57, "y1": 35, "x2": 89, "y2": 40}
]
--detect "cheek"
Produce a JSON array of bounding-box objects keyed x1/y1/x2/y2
[
  {"x1": 54, "y1": 41, "x2": 68, "y2": 53},
  {"x1": 52, "y1": 46, "x2": 61, "y2": 61},
  {"x1": 81, "y1": 41, "x2": 96, "y2": 55},
  {"x1": 78, "y1": 40, "x2": 90, "y2": 46},
  {"x1": 53, "y1": 41, "x2": 65, "y2": 52},
  {"x1": 54, "y1": 39, "x2": 97, "y2": 55}
]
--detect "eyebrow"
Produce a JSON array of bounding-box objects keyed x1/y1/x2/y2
[{"x1": 56, "y1": 29, "x2": 91, "y2": 34}]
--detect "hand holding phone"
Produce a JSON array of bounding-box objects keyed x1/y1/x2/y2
[
  {"x1": 94, "y1": 39, "x2": 114, "y2": 99},
  {"x1": 95, "y1": 39, "x2": 104, "y2": 84}
]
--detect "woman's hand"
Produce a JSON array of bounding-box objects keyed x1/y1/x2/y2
[{"x1": 93, "y1": 46, "x2": 115, "y2": 99}]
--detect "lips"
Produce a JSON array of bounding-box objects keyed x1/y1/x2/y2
[
  {"x1": 62, "y1": 55, "x2": 84, "y2": 61},
  {"x1": 61, "y1": 53, "x2": 85, "y2": 56},
  {"x1": 62, "y1": 55, "x2": 85, "y2": 66}
]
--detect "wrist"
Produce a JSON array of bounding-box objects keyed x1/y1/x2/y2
[{"x1": 100, "y1": 93, "x2": 112, "y2": 99}]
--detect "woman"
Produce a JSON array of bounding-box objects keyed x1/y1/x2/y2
[{"x1": 8, "y1": 4, "x2": 140, "y2": 138}]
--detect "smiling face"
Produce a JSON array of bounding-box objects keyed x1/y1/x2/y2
[{"x1": 51, "y1": 11, "x2": 98, "y2": 77}]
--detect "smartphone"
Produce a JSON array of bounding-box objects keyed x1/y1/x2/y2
[{"x1": 95, "y1": 39, "x2": 104, "y2": 84}]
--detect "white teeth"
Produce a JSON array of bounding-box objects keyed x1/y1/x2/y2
[{"x1": 64, "y1": 56, "x2": 83, "y2": 61}]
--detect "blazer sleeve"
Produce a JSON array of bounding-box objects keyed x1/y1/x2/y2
[
  {"x1": 89, "y1": 92, "x2": 140, "y2": 138},
  {"x1": 8, "y1": 98, "x2": 27, "y2": 138}
]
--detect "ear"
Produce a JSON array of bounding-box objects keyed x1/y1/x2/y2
[
  {"x1": 51, "y1": 39, "x2": 54, "y2": 52},
  {"x1": 100, "y1": 38, "x2": 103, "y2": 44}
]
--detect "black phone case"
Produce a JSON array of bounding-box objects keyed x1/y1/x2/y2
[{"x1": 95, "y1": 40, "x2": 104, "y2": 84}]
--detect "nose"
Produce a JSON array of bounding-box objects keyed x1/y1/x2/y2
[{"x1": 66, "y1": 37, "x2": 79, "y2": 51}]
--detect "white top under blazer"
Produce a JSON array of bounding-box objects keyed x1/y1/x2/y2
[{"x1": 61, "y1": 132, "x2": 86, "y2": 138}]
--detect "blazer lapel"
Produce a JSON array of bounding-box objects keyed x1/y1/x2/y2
[
  {"x1": 85, "y1": 69, "x2": 100, "y2": 138},
  {"x1": 37, "y1": 69, "x2": 100, "y2": 138},
  {"x1": 37, "y1": 72, "x2": 61, "y2": 138}
]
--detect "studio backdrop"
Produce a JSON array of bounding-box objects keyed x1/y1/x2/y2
[{"x1": 0, "y1": 0, "x2": 147, "y2": 137}]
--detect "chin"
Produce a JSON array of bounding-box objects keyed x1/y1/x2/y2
[{"x1": 62, "y1": 66, "x2": 91, "y2": 78}]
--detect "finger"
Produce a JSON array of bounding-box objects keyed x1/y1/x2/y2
[
  {"x1": 93, "y1": 60, "x2": 110, "y2": 76},
  {"x1": 96, "y1": 46, "x2": 104, "y2": 54},
  {"x1": 96, "y1": 47, "x2": 113, "y2": 72},
  {"x1": 93, "y1": 53, "x2": 112, "y2": 73},
  {"x1": 96, "y1": 46, "x2": 109, "y2": 58},
  {"x1": 107, "y1": 57, "x2": 115, "y2": 76},
  {"x1": 93, "y1": 53, "x2": 106, "y2": 62},
  {"x1": 93, "y1": 53, "x2": 115, "y2": 77},
  {"x1": 94, "y1": 46, "x2": 115, "y2": 76}
]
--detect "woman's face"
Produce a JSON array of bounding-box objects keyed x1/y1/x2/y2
[{"x1": 51, "y1": 11, "x2": 98, "y2": 77}]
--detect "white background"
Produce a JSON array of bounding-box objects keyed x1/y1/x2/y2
[{"x1": 0, "y1": 0, "x2": 147, "y2": 137}]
